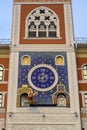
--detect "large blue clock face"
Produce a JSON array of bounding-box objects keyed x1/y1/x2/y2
[{"x1": 28, "y1": 64, "x2": 58, "y2": 91}]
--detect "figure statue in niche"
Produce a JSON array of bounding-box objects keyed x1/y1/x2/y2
[
  {"x1": 57, "y1": 94, "x2": 66, "y2": 106},
  {"x1": 27, "y1": 90, "x2": 37, "y2": 104},
  {"x1": 22, "y1": 56, "x2": 31, "y2": 65},
  {"x1": 55, "y1": 56, "x2": 64, "y2": 65},
  {"x1": 27, "y1": 90, "x2": 34, "y2": 101}
]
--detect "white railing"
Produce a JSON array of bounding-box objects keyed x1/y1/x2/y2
[
  {"x1": 75, "y1": 37, "x2": 87, "y2": 44},
  {"x1": 0, "y1": 39, "x2": 11, "y2": 45},
  {"x1": 0, "y1": 38, "x2": 87, "y2": 44}
]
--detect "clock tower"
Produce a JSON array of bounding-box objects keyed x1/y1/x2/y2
[{"x1": 6, "y1": 0, "x2": 81, "y2": 130}]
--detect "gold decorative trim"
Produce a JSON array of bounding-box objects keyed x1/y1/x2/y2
[
  {"x1": 17, "y1": 84, "x2": 32, "y2": 107},
  {"x1": 52, "y1": 84, "x2": 70, "y2": 107}
]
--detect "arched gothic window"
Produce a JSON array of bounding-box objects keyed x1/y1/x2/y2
[
  {"x1": 55, "y1": 55, "x2": 64, "y2": 65},
  {"x1": 26, "y1": 6, "x2": 60, "y2": 38},
  {"x1": 21, "y1": 55, "x2": 31, "y2": 65},
  {"x1": 82, "y1": 65, "x2": 87, "y2": 80},
  {"x1": 0, "y1": 66, "x2": 4, "y2": 81}
]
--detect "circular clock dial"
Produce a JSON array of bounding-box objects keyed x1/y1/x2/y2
[{"x1": 28, "y1": 64, "x2": 58, "y2": 91}]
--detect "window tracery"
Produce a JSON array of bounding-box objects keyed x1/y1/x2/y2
[{"x1": 26, "y1": 6, "x2": 60, "y2": 38}]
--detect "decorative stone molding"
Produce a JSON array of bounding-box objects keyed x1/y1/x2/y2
[
  {"x1": 12, "y1": 124, "x2": 75, "y2": 130},
  {"x1": 9, "y1": 113, "x2": 77, "y2": 123}
]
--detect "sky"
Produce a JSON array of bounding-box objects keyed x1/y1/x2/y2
[{"x1": 0, "y1": 0, "x2": 87, "y2": 39}]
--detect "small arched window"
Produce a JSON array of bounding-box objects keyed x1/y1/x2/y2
[
  {"x1": 82, "y1": 65, "x2": 87, "y2": 80},
  {"x1": 0, "y1": 66, "x2": 4, "y2": 81},
  {"x1": 55, "y1": 56, "x2": 64, "y2": 65},
  {"x1": 20, "y1": 93, "x2": 28, "y2": 107},
  {"x1": 21, "y1": 56, "x2": 31, "y2": 65}
]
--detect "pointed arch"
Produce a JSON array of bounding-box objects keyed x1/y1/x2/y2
[{"x1": 25, "y1": 6, "x2": 60, "y2": 38}]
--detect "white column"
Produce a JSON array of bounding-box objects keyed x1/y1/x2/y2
[
  {"x1": 64, "y1": 4, "x2": 74, "y2": 45},
  {"x1": 11, "y1": 4, "x2": 21, "y2": 45},
  {"x1": 7, "y1": 50, "x2": 19, "y2": 112}
]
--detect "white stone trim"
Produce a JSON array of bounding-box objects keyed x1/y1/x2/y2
[
  {"x1": 11, "y1": 44, "x2": 75, "y2": 52},
  {"x1": 14, "y1": 2, "x2": 71, "y2": 5},
  {"x1": 7, "y1": 124, "x2": 80, "y2": 130},
  {"x1": 79, "y1": 80, "x2": 87, "y2": 83},
  {"x1": 7, "y1": 52, "x2": 19, "y2": 112},
  {"x1": 64, "y1": 3, "x2": 74, "y2": 44},
  {"x1": 11, "y1": 4, "x2": 21, "y2": 45},
  {"x1": 67, "y1": 51, "x2": 81, "y2": 130},
  {"x1": 67, "y1": 51, "x2": 80, "y2": 113},
  {"x1": 0, "y1": 81, "x2": 8, "y2": 84}
]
